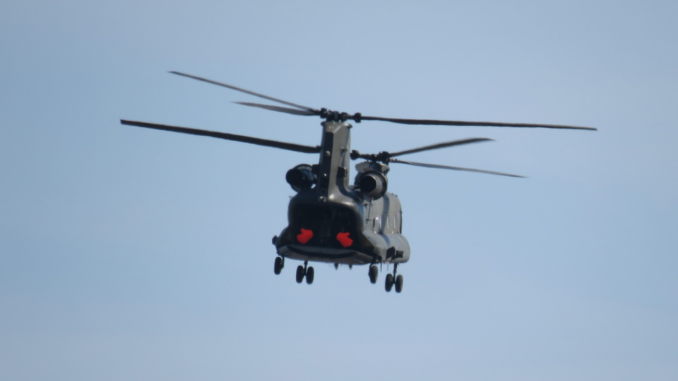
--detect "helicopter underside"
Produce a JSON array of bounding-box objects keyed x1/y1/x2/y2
[{"x1": 278, "y1": 244, "x2": 379, "y2": 265}]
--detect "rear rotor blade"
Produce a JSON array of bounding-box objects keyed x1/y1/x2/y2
[
  {"x1": 169, "y1": 71, "x2": 319, "y2": 113},
  {"x1": 120, "y1": 120, "x2": 321, "y2": 154},
  {"x1": 390, "y1": 158, "x2": 525, "y2": 178},
  {"x1": 361, "y1": 116, "x2": 596, "y2": 130},
  {"x1": 234, "y1": 102, "x2": 317, "y2": 116},
  {"x1": 389, "y1": 138, "x2": 492, "y2": 158}
]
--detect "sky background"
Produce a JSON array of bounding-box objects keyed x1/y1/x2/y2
[{"x1": 1, "y1": 0, "x2": 677, "y2": 380}]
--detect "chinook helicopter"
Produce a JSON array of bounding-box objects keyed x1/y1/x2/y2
[{"x1": 120, "y1": 72, "x2": 596, "y2": 293}]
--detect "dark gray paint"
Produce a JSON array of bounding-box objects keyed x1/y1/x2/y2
[{"x1": 276, "y1": 121, "x2": 410, "y2": 266}]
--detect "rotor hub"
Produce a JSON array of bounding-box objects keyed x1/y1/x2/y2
[{"x1": 320, "y1": 108, "x2": 361, "y2": 123}]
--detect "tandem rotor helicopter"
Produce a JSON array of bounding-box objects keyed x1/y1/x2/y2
[{"x1": 121, "y1": 71, "x2": 596, "y2": 293}]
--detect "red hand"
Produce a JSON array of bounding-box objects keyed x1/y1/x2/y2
[
  {"x1": 336, "y1": 232, "x2": 353, "y2": 248},
  {"x1": 297, "y1": 229, "x2": 313, "y2": 244}
]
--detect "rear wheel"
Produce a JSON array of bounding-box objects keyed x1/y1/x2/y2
[
  {"x1": 274, "y1": 257, "x2": 283, "y2": 275},
  {"x1": 369, "y1": 265, "x2": 379, "y2": 284},
  {"x1": 385, "y1": 273, "x2": 394, "y2": 292},
  {"x1": 296, "y1": 265, "x2": 305, "y2": 283},
  {"x1": 395, "y1": 274, "x2": 403, "y2": 293},
  {"x1": 306, "y1": 266, "x2": 314, "y2": 284}
]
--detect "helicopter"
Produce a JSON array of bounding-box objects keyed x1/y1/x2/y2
[{"x1": 120, "y1": 71, "x2": 596, "y2": 293}]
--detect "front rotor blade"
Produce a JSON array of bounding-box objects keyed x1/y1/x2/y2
[
  {"x1": 235, "y1": 102, "x2": 317, "y2": 116},
  {"x1": 361, "y1": 116, "x2": 597, "y2": 130},
  {"x1": 389, "y1": 137, "x2": 492, "y2": 158},
  {"x1": 390, "y1": 158, "x2": 525, "y2": 178},
  {"x1": 169, "y1": 71, "x2": 319, "y2": 113},
  {"x1": 120, "y1": 120, "x2": 321, "y2": 154}
]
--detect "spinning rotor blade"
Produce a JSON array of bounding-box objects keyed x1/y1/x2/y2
[
  {"x1": 360, "y1": 116, "x2": 597, "y2": 130},
  {"x1": 390, "y1": 158, "x2": 525, "y2": 178},
  {"x1": 389, "y1": 137, "x2": 492, "y2": 158},
  {"x1": 234, "y1": 102, "x2": 317, "y2": 116},
  {"x1": 120, "y1": 120, "x2": 321, "y2": 154},
  {"x1": 168, "y1": 71, "x2": 597, "y2": 131},
  {"x1": 169, "y1": 71, "x2": 319, "y2": 113}
]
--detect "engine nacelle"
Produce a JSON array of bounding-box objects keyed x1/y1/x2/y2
[
  {"x1": 286, "y1": 164, "x2": 315, "y2": 192},
  {"x1": 358, "y1": 171, "x2": 387, "y2": 199}
]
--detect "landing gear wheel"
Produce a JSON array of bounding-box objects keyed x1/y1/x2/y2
[
  {"x1": 274, "y1": 257, "x2": 283, "y2": 275},
  {"x1": 369, "y1": 265, "x2": 379, "y2": 284},
  {"x1": 306, "y1": 266, "x2": 314, "y2": 284},
  {"x1": 296, "y1": 265, "x2": 305, "y2": 283},
  {"x1": 395, "y1": 274, "x2": 403, "y2": 293},
  {"x1": 385, "y1": 273, "x2": 394, "y2": 292}
]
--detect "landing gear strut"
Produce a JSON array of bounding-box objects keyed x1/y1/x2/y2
[
  {"x1": 296, "y1": 261, "x2": 314, "y2": 285},
  {"x1": 385, "y1": 263, "x2": 404, "y2": 293}
]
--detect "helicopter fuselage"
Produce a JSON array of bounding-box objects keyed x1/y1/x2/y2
[{"x1": 274, "y1": 121, "x2": 411, "y2": 266}]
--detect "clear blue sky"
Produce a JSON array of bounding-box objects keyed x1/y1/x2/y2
[{"x1": 1, "y1": 1, "x2": 677, "y2": 380}]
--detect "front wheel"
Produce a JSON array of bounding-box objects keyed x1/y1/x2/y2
[
  {"x1": 369, "y1": 265, "x2": 379, "y2": 284},
  {"x1": 306, "y1": 266, "x2": 314, "y2": 284},
  {"x1": 395, "y1": 274, "x2": 403, "y2": 293},
  {"x1": 385, "y1": 273, "x2": 394, "y2": 292}
]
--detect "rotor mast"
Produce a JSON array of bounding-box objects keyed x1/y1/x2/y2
[{"x1": 317, "y1": 121, "x2": 352, "y2": 199}]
